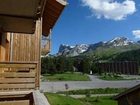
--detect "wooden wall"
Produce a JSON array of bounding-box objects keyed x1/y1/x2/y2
[
  {"x1": 0, "y1": 20, "x2": 42, "y2": 62},
  {"x1": 96, "y1": 61, "x2": 139, "y2": 75},
  {"x1": 117, "y1": 89, "x2": 140, "y2": 105},
  {"x1": 11, "y1": 20, "x2": 41, "y2": 62},
  {"x1": 10, "y1": 20, "x2": 42, "y2": 89},
  {"x1": 0, "y1": 20, "x2": 42, "y2": 90}
]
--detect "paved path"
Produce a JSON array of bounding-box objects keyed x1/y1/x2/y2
[
  {"x1": 88, "y1": 75, "x2": 103, "y2": 81},
  {"x1": 40, "y1": 75, "x2": 140, "y2": 92}
]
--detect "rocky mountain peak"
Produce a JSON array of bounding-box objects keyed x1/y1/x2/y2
[
  {"x1": 57, "y1": 37, "x2": 139, "y2": 57},
  {"x1": 106, "y1": 37, "x2": 135, "y2": 47}
]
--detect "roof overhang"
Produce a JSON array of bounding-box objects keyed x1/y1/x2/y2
[
  {"x1": 42, "y1": 0, "x2": 67, "y2": 36},
  {"x1": 0, "y1": 0, "x2": 67, "y2": 35},
  {"x1": 113, "y1": 84, "x2": 140, "y2": 100},
  {"x1": 0, "y1": 0, "x2": 45, "y2": 34}
]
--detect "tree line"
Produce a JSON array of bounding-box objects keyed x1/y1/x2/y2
[
  {"x1": 41, "y1": 49, "x2": 140, "y2": 75},
  {"x1": 41, "y1": 56, "x2": 99, "y2": 74}
]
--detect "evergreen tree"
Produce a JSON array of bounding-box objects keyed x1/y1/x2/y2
[
  {"x1": 65, "y1": 58, "x2": 74, "y2": 72},
  {"x1": 80, "y1": 58, "x2": 91, "y2": 74},
  {"x1": 56, "y1": 57, "x2": 66, "y2": 73}
]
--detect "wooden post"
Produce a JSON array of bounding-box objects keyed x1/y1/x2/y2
[{"x1": 36, "y1": 18, "x2": 42, "y2": 90}]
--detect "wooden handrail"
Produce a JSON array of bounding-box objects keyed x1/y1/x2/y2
[{"x1": 0, "y1": 61, "x2": 38, "y2": 64}]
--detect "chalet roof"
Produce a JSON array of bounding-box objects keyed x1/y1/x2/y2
[
  {"x1": 114, "y1": 83, "x2": 140, "y2": 100},
  {"x1": 0, "y1": 0, "x2": 67, "y2": 35},
  {"x1": 42, "y1": 0, "x2": 67, "y2": 36}
]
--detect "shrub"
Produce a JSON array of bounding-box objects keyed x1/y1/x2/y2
[{"x1": 85, "y1": 90, "x2": 91, "y2": 98}]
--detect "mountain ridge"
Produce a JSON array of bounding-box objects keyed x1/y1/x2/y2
[{"x1": 57, "y1": 37, "x2": 140, "y2": 57}]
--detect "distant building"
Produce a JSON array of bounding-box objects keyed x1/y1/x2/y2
[
  {"x1": 96, "y1": 61, "x2": 139, "y2": 75},
  {"x1": 114, "y1": 84, "x2": 140, "y2": 105}
]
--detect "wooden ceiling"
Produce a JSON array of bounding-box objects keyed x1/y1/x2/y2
[
  {"x1": 0, "y1": 0, "x2": 44, "y2": 34},
  {"x1": 0, "y1": 0, "x2": 66, "y2": 35},
  {"x1": 0, "y1": 0, "x2": 41, "y2": 18}
]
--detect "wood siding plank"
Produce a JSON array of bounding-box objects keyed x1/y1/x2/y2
[
  {"x1": 0, "y1": 100, "x2": 29, "y2": 105},
  {"x1": 0, "y1": 72, "x2": 35, "y2": 78},
  {"x1": 0, "y1": 78, "x2": 35, "y2": 83},
  {"x1": 0, "y1": 84, "x2": 35, "y2": 89},
  {"x1": 0, "y1": 64, "x2": 36, "y2": 68}
]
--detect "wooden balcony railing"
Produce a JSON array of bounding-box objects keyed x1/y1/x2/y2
[
  {"x1": 0, "y1": 90, "x2": 50, "y2": 105},
  {"x1": 0, "y1": 62, "x2": 38, "y2": 92}
]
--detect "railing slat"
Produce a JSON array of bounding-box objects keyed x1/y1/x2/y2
[
  {"x1": 0, "y1": 78, "x2": 35, "y2": 83},
  {"x1": 0, "y1": 64, "x2": 36, "y2": 68},
  {"x1": 0, "y1": 62, "x2": 37, "y2": 91},
  {"x1": 0, "y1": 100, "x2": 29, "y2": 105},
  {"x1": 0, "y1": 84, "x2": 35, "y2": 89},
  {"x1": 0, "y1": 72, "x2": 35, "y2": 78}
]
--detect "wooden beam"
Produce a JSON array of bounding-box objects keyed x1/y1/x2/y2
[
  {"x1": 0, "y1": 72, "x2": 35, "y2": 78},
  {"x1": 0, "y1": 63, "x2": 36, "y2": 68},
  {"x1": 0, "y1": 91, "x2": 32, "y2": 96},
  {"x1": 0, "y1": 84, "x2": 35, "y2": 89},
  {"x1": 0, "y1": 78, "x2": 35, "y2": 83},
  {"x1": 0, "y1": 100, "x2": 29, "y2": 105}
]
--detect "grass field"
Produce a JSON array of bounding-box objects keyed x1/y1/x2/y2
[
  {"x1": 80, "y1": 96, "x2": 117, "y2": 105},
  {"x1": 99, "y1": 73, "x2": 140, "y2": 81},
  {"x1": 42, "y1": 72, "x2": 90, "y2": 81},
  {"x1": 99, "y1": 75, "x2": 124, "y2": 81},
  {"x1": 57, "y1": 88, "x2": 127, "y2": 95},
  {"x1": 45, "y1": 93, "x2": 85, "y2": 105},
  {"x1": 100, "y1": 75, "x2": 140, "y2": 81},
  {"x1": 45, "y1": 93, "x2": 117, "y2": 105}
]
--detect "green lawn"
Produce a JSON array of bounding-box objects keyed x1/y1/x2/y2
[
  {"x1": 42, "y1": 72, "x2": 90, "y2": 81},
  {"x1": 57, "y1": 88, "x2": 127, "y2": 95},
  {"x1": 100, "y1": 75, "x2": 140, "y2": 81},
  {"x1": 79, "y1": 96, "x2": 117, "y2": 105},
  {"x1": 45, "y1": 93, "x2": 117, "y2": 105},
  {"x1": 99, "y1": 75, "x2": 124, "y2": 81},
  {"x1": 45, "y1": 93, "x2": 85, "y2": 105},
  {"x1": 99, "y1": 73, "x2": 140, "y2": 81}
]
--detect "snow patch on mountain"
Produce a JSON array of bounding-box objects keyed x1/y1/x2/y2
[
  {"x1": 57, "y1": 37, "x2": 139, "y2": 56},
  {"x1": 106, "y1": 37, "x2": 135, "y2": 47}
]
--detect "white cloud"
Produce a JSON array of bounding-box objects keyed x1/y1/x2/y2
[
  {"x1": 132, "y1": 30, "x2": 140, "y2": 39},
  {"x1": 81, "y1": 0, "x2": 136, "y2": 21}
]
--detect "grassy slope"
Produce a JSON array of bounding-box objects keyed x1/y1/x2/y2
[
  {"x1": 99, "y1": 73, "x2": 140, "y2": 81},
  {"x1": 57, "y1": 88, "x2": 127, "y2": 95},
  {"x1": 42, "y1": 72, "x2": 90, "y2": 81},
  {"x1": 80, "y1": 96, "x2": 117, "y2": 105},
  {"x1": 45, "y1": 93, "x2": 85, "y2": 105},
  {"x1": 99, "y1": 75, "x2": 124, "y2": 81},
  {"x1": 45, "y1": 93, "x2": 117, "y2": 105}
]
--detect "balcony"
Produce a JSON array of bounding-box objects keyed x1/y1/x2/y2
[{"x1": 0, "y1": 61, "x2": 38, "y2": 91}]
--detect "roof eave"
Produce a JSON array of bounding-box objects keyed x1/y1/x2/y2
[
  {"x1": 113, "y1": 84, "x2": 140, "y2": 100},
  {"x1": 42, "y1": 0, "x2": 67, "y2": 36}
]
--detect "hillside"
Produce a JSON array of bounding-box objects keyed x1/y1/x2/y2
[{"x1": 111, "y1": 49, "x2": 140, "y2": 62}]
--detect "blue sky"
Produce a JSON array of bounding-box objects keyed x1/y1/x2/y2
[{"x1": 50, "y1": 0, "x2": 140, "y2": 54}]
